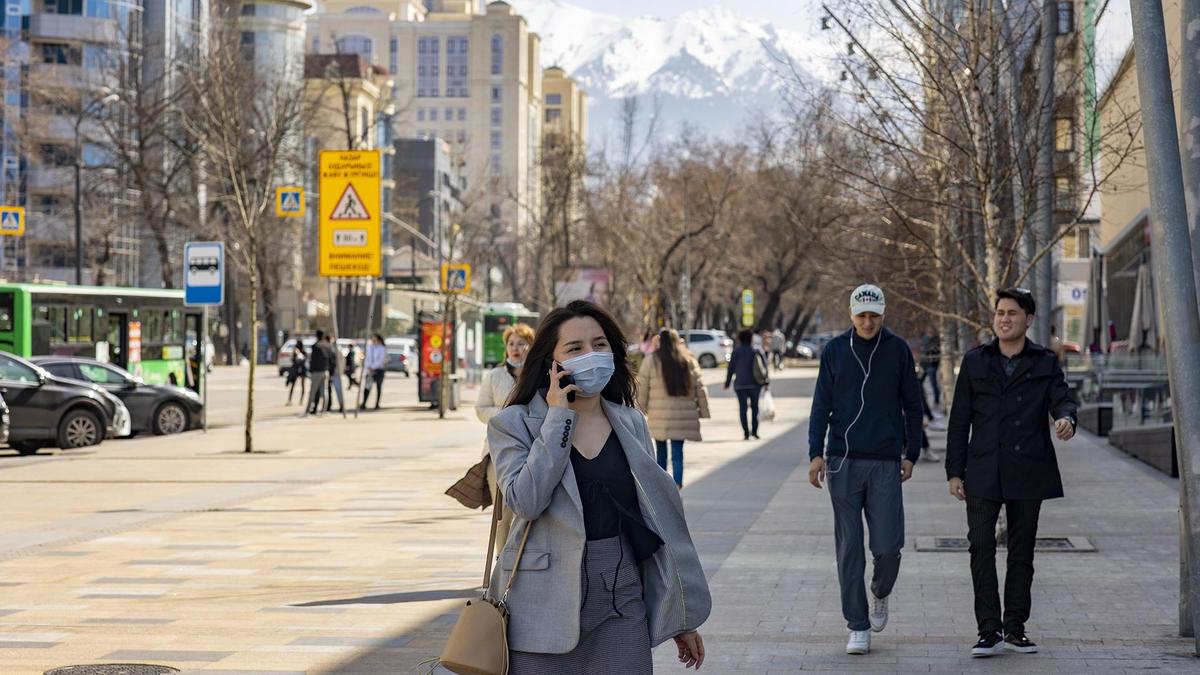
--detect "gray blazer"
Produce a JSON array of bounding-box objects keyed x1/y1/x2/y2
[{"x1": 488, "y1": 393, "x2": 712, "y2": 654}]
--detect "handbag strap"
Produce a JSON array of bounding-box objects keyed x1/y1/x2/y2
[
  {"x1": 501, "y1": 519, "x2": 533, "y2": 603},
  {"x1": 482, "y1": 488, "x2": 503, "y2": 589}
]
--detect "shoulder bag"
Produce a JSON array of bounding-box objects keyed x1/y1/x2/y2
[{"x1": 437, "y1": 490, "x2": 532, "y2": 675}]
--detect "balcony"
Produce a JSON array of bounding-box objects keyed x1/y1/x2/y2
[
  {"x1": 28, "y1": 14, "x2": 118, "y2": 44},
  {"x1": 28, "y1": 62, "x2": 115, "y2": 91}
]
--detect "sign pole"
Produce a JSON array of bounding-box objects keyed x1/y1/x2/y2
[{"x1": 202, "y1": 305, "x2": 209, "y2": 434}]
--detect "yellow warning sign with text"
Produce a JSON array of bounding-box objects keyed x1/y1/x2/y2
[{"x1": 319, "y1": 150, "x2": 381, "y2": 277}]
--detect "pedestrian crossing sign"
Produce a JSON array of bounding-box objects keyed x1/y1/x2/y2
[
  {"x1": 318, "y1": 150, "x2": 381, "y2": 277},
  {"x1": 275, "y1": 186, "x2": 305, "y2": 217},
  {"x1": 0, "y1": 206, "x2": 24, "y2": 236},
  {"x1": 441, "y1": 263, "x2": 471, "y2": 294}
]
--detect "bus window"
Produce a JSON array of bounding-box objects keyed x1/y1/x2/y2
[
  {"x1": 0, "y1": 292, "x2": 13, "y2": 332},
  {"x1": 36, "y1": 305, "x2": 67, "y2": 343},
  {"x1": 69, "y1": 305, "x2": 93, "y2": 343}
]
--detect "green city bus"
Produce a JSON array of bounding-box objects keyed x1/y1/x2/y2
[
  {"x1": 0, "y1": 283, "x2": 204, "y2": 391},
  {"x1": 482, "y1": 303, "x2": 539, "y2": 368}
]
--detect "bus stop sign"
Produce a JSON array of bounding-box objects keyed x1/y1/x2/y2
[{"x1": 185, "y1": 241, "x2": 225, "y2": 306}]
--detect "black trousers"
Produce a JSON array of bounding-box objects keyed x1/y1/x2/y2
[
  {"x1": 966, "y1": 497, "x2": 1042, "y2": 635},
  {"x1": 735, "y1": 387, "x2": 761, "y2": 437}
]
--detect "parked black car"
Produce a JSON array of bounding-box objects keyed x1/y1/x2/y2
[
  {"x1": 32, "y1": 356, "x2": 203, "y2": 436},
  {"x1": 0, "y1": 352, "x2": 120, "y2": 454},
  {"x1": 0, "y1": 393, "x2": 9, "y2": 446}
]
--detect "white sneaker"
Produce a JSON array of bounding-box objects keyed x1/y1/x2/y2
[
  {"x1": 869, "y1": 593, "x2": 889, "y2": 632},
  {"x1": 846, "y1": 629, "x2": 871, "y2": 654}
]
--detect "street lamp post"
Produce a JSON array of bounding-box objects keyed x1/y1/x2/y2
[{"x1": 73, "y1": 91, "x2": 119, "y2": 286}]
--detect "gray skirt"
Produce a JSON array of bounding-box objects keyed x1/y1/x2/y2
[{"x1": 509, "y1": 535, "x2": 652, "y2": 674}]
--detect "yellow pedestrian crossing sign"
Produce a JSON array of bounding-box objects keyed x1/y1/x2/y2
[
  {"x1": 0, "y1": 206, "x2": 24, "y2": 236},
  {"x1": 441, "y1": 263, "x2": 471, "y2": 294},
  {"x1": 275, "y1": 186, "x2": 305, "y2": 217},
  {"x1": 319, "y1": 150, "x2": 381, "y2": 277}
]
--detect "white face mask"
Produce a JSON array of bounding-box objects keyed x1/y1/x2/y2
[
  {"x1": 560, "y1": 351, "x2": 615, "y2": 396},
  {"x1": 506, "y1": 358, "x2": 524, "y2": 368}
]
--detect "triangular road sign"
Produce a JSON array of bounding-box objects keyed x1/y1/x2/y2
[
  {"x1": 0, "y1": 211, "x2": 18, "y2": 231},
  {"x1": 330, "y1": 184, "x2": 370, "y2": 220}
]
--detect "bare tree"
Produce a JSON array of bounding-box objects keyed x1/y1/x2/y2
[{"x1": 185, "y1": 7, "x2": 314, "y2": 452}]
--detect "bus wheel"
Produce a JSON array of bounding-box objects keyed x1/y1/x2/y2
[
  {"x1": 154, "y1": 402, "x2": 189, "y2": 435},
  {"x1": 11, "y1": 442, "x2": 42, "y2": 455},
  {"x1": 58, "y1": 410, "x2": 102, "y2": 449}
]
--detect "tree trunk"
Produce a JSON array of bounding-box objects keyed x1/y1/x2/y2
[{"x1": 245, "y1": 268, "x2": 258, "y2": 453}]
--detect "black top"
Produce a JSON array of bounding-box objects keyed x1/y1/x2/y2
[
  {"x1": 945, "y1": 338, "x2": 1079, "y2": 502},
  {"x1": 570, "y1": 432, "x2": 664, "y2": 562},
  {"x1": 309, "y1": 342, "x2": 335, "y2": 372}
]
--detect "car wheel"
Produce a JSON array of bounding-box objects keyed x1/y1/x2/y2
[
  {"x1": 58, "y1": 409, "x2": 102, "y2": 449},
  {"x1": 11, "y1": 441, "x2": 42, "y2": 455},
  {"x1": 699, "y1": 354, "x2": 718, "y2": 369},
  {"x1": 153, "y1": 401, "x2": 189, "y2": 435}
]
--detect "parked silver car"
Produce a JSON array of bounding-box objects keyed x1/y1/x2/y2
[{"x1": 679, "y1": 329, "x2": 734, "y2": 369}]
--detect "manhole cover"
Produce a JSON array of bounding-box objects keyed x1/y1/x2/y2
[
  {"x1": 46, "y1": 666, "x2": 179, "y2": 675},
  {"x1": 915, "y1": 536, "x2": 1097, "y2": 552}
]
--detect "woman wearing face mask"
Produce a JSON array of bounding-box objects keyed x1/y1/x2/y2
[
  {"x1": 475, "y1": 322, "x2": 535, "y2": 549},
  {"x1": 488, "y1": 301, "x2": 710, "y2": 673}
]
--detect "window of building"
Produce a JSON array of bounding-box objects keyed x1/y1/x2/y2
[
  {"x1": 390, "y1": 37, "x2": 398, "y2": 74},
  {"x1": 490, "y1": 107, "x2": 501, "y2": 127},
  {"x1": 1055, "y1": 117, "x2": 1074, "y2": 152},
  {"x1": 458, "y1": 108, "x2": 467, "y2": 121},
  {"x1": 445, "y1": 107, "x2": 454, "y2": 121},
  {"x1": 39, "y1": 143, "x2": 74, "y2": 167},
  {"x1": 490, "y1": 131, "x2": 502, "y2": 150},
  {"x1": 491, "y1": 85, "x2": 501, "y2": 102},
  {"x1": 546, "y1": 93, "x2": 562, "y2": 105},
  {"x1": 430, "y1": 108, "x2": 438, "y2": 121},
  {"x1": 1055, "y1": 176, "x2": 1074, "y2": 212},
  {"x1": 545, "y1": 109, "x2": 562, "y2": 123},
  {"x1": 346, "y1": 5, "x2": 383, "y2": 13},
  {"x1": 417, "y1": 36, "x2": 440, "y2": 97},
  {"x1": 490, "y1": 154, "x2": 502, "y2": 174},
  {"x1": 336, "y1": 35, "x2": 373, "y2": 61},
  {"x1": 45, "y1": 0, "x2": 83, "y2": 15},
  {"x1": 447, "y1": 36, "x2": 469, "y2": 97},
  {"x1": 1061, "y1": 225, "x2": 1091, "y2": 259},
  {"x1": 1057, "y1": 1, "x2": 1073, "y2": 35},
  {"x1": 490, "y1": 34, "x2": 503, "y2": 75},
  {"x1": 40, "y1": 42, "x2": 81, "y2": 65}
]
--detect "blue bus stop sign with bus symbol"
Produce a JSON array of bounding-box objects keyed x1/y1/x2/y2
[{"x1": 185, "y1": 242, "x2": 224, "y2": 306}]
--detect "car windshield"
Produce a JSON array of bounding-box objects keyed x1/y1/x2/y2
[
  {"x1": 79, "y1": 363, "x2": 129, "y2": 385},
  {"x1": 0, "y1": 355, "x2": 39, "y2": 383}
]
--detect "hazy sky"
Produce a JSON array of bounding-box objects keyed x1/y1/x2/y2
[{"x1": 581, "y1": 0, "x2": 821, "y2": 31}]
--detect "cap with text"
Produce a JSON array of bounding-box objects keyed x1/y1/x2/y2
[{"x1": 850, "y1": 284, "x2": 886, "y2": 316}]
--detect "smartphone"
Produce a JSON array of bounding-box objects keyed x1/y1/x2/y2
[{"x1": 554, "y1": 361, "x2": 577, "y2": 403}]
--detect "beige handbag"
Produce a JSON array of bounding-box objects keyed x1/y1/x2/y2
[{"x1": 437, "y1": 490, "x2": 532, "y2": 675}]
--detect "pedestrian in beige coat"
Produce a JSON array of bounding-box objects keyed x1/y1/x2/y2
[{"x1": 637, "y1": 328, "x2": 711, "y2": 487}]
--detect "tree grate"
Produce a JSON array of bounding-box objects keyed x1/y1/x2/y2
[
  {"x1": 46, "y1": 665, "x2": 179, "y2": 675},
  {"x1": 914, "y1": 536, "x2": 1097, "y2": 552}
]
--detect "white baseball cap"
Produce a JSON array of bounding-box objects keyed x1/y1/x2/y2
[{"x1": 850, "y1": 284, "x2": 886, "y2": 316}]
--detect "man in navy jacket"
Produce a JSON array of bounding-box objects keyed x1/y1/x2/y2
[
  {"x1": 946, "y1": 288, "x2": 1077, "y2": 658},
  {"x1": 808, "y1": 284, "x2": 924, "y2": 655}
]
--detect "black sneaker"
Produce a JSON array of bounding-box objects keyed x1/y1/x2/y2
[
  {"x1": 1004, "y1": 632, "x2": 1038, "y2": 654},
  {"x1": 971, "y1": 631, "x2": 1004, "y2": 657}
]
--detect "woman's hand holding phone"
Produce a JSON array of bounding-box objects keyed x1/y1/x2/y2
[{"x1": 546, "y1": 362, "x2": 581, "y2": 409}]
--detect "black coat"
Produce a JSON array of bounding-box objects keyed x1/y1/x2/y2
[{"x1": 945, "y1": 339, "x2": 1078, "y2": 502}]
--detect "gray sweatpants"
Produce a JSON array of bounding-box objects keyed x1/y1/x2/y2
[{"x1": 827, "y1": 456, "x2": 905, "y2": 631}]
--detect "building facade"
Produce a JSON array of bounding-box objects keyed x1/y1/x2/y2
[{"x1": 308, "y1": 0, "x2": 546, "y2": 302}]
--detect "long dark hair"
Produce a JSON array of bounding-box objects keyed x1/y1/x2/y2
[
  {"x1": 506, "y1": 300, "x2": 636, "y2": 408},
  {"x1": 657, "y1": 328, "x2": 692, "y2": 397}
]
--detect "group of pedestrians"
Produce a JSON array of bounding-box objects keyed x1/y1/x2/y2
[
  {"x1": 808, "y1": 284, "x2": 1077, "y2": 659},
  {"x1": 284, "y1": 331, "x2": 388, "y2": 416},
  {"x1": 446, "y1": 281, "x2": 1077, "y2": 672}
]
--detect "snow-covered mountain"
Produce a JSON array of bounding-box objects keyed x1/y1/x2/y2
[{"x1": 516, "y1": 0, "x2": 837, "y2": 148}]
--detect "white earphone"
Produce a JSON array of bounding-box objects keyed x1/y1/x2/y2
[{"x1": 826, "y1": 330, "x2": 880, "y2": 476}]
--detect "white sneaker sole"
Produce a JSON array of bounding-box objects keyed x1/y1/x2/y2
[
  {"x1": 971, "y1": 645, "x2": 1002, "y2": 658},
  {"x1": 869, "y1": 616, "x2": 887, "y2": 633},
  {"x1": 845, "y1": 645, "x2": 869, "y2": 655}
]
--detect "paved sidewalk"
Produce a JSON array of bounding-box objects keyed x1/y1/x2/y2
[
  {"x1": 1, "y1": 366, "x2": 1195, "y2": 673},
  {"x1": 660, "y1": 376, "x2": 1198, "y2": 673}
]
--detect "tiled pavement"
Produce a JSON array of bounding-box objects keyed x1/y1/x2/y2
[{"x1": 0, "y1": 366, "x2": 1196, "y2": 673}]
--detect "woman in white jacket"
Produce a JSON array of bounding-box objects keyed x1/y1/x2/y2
[{"x1": 475, "y1": 322, "x2": 534, "y2": 548}]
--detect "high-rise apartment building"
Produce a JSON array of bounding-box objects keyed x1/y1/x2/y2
[
  {"x1": 309, "y1": 0, "x2": 546, "y2": 300},
  {"x1": 541, "y1": 65, "x2": 585, "y2": 146}
]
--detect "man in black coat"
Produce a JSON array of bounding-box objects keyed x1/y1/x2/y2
[{"x1": 946, "y1": 288, "x2": 1078, "y2": 658}]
